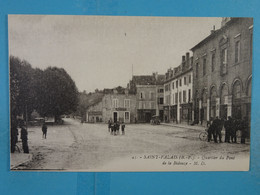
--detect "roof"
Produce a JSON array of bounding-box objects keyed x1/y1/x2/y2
[
  {"x1": 132, "y1": 74, "x2": 165, "y2": 85},
  {"x1": 157, "y1": 75, "x2": 166, "y2": 85},
  {"x1": 190, "y1": 18, "x2": 240, "y2": 51}
]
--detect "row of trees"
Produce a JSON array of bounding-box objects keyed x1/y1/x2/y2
[{"x1": 10, "y1": 56, "x2": 79, "y2": 123}]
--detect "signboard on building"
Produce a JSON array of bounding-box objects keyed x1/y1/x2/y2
[
  {"x1": 89, "y1": 111, "x2": 102, "y2": 115},
  {"x1": 115, "y1": 107, "x2": 127, "y2": 111}
]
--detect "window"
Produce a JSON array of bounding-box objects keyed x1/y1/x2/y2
[
  {"x1": 165, "y1": 95, "x2": 170, "y2": 105},
  {"x1": 203, "y1": 58, "x2": 206, "y2": 76},
  {"x1": 165, "y1": 84, "x2": 169, "y2": 92},
  {"x1": 188, "y1": 89, "x2": 191, "y2": 102},
  {"x1": 179, "y1": 92, "x2": 182, "y2": 103},
  {"x1": 125, "y1": 112, "x2": 130, "y2": 120},
  {"x1": 221, "y1": 48, "x2": 228, "y2": 75},
  {"x1": 175, "y1": 93, "x2": 178, "y2": 104},
  {"x1": 183, "y1": 90, "x2": 186, "y2": 103},
  {"x1": 179, "y1": 79, "x2": 182, "y2": 87},
  {"x1": 235, "y1": 40, "x2": 240, "y2": 63},
  {"x1": 150, "y1": 92, "x2": 155, "y2": 100},
  {"x1": 124, "y1": 99, "x2": 130, "y2": 108},
  {"x1": 158, "y1": 88, "x2": 164, "y2": 93},
  {"x1": 196, "y1": 63, "x2": 199, "y2": 78},
  {"x1": 189, "y1": 75, "x2": 191, "y2": 83},
  {"x1": 159, "y1": 97, "x2": 164, "y2": 104},
  {"x1": 140, "y1": 92, "x2": 143, "y2": 99},
  {"x1": 176, "y1": 80, "x2": 178, "y2": 88},
  {"x1": 184, "y1": 77, "x2": 187, "y2": 85},
  {"x1": 151, "y1": 102, "x2": 155, "y2": 109},
  {"x1": 113, "y1": 99, "x2": 118, "y2": 108},
  {"x1": 211, "y1": 53, "x2": 215, "y2": 72},
  {"x1": 172, "y1": 82, "x2": 174, "y2": 89}
]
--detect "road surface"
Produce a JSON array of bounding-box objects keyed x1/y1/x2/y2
[{"x1": 13, "y1": 118, "x2": 250, "y2": 171}]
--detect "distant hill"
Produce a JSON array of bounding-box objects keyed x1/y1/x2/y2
[{"x1": 79, "y1": 92, "x2": 104, "y2": 109}]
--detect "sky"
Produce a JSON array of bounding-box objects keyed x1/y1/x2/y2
[{"x1": 8, "y1": 15, "x2": 222, "y2": 92}]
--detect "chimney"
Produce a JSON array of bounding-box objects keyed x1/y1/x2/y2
[
  {"x1": 182, "y1": 55, "x2": 185, "y2": 63},
  {"x1": 186, "y1": 52, "x2": 190, "y2": 67},
  {"x1": 190, "y1": 56, "x2": 194, "y2": 66},
  {"x1": 182, "y1": 55, "x2": 186, "y2": 69},
  {"x1": 211, "y1": 25, "x2": 216, "y2": 34}
]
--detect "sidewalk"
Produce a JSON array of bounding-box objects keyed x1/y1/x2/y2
[
  {"x1": 160, "y1": 122, "x2": 207, "y2": 132},
  {"x1": 10, "y1": 153, "x2": 32, "y2": 170}
]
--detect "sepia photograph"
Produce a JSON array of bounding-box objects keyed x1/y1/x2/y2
[{"x1": 9, "y1": 15, "x2": 252, "y2": 171}]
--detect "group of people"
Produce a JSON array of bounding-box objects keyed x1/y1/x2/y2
[
  {"x1": 11, "y1": 119, "x2": 48, "y2": 153},
  {"x1": 108, "y1": 120, "x2": 126, "y2": 136},
  {"x1": 11, "y1": 119, "x2": 29, "y2": 153},
  {"x1": 207, "y1": 116, "x2": 249, "y2": 144}
]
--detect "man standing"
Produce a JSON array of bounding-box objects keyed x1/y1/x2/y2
[
  {"x1": 224, "y1": 116, "x2": 232, "y2": 143},
  {"x1": 20, "y1": 122, "x2": 29, "y2": 153},
  {"x1": 121, "y1": 122, "x2": 125, "y2": 135},
  {"x1": 207, "y1": 117, "x2": 214, "y2": 142},
  {"x1": 108, "y1": 120, "x2": 112, "y2": 132},
  {"x1": 116, "y1": 121, "x2": 120, "y2": 135},
  {"x1": 11, "y1": 118, "x2": 18, "y2": 153},
  {"x1": 211, "y1": 117, "x2": 221, "y2": 143},
  {"x1": 216, "y1": 117, "x2": 224, "y2": 143},
  {"x1": 241, "y1": 117, "x2": 249, "y2": 144},
  {"x1": 42, "y1": 121, "x2": 48, "y2": 139},
  {"x1": 231, "y1": 119, "x2": 239, "y2": 143}
]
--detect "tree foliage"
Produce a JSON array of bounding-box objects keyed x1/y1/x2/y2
[{"x1": 10, "y1": 56, "x2": 79, "y2": 121}]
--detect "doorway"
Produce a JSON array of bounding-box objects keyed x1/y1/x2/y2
[{"x1": 113, "y1": 112, "x2": 118, "y2": 122}]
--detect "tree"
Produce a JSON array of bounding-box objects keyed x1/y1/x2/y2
[
  {"x1": 10, "y1": 56, "x2": 37, "y2": 121},
  {"x1": 37, "y1": 67, "x2": 79, "y2": 121},
  {"x1": 10, "y1": 56, "x2": 79, "y2": 123}
]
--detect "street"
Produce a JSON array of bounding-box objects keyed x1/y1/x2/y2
[{"x1": 12, "y1": 118, "x2": 250, "y2": 171}]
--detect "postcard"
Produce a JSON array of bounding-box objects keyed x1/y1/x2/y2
[{"x1": 9, "y1": 15, "x2": 252, "y2": 171}]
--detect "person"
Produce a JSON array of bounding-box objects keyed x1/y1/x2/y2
[
  {"x1": 224, "y1": 116, "x2": 232, "y2": 143},
  {"x1": 207, "y1": 117, "x2": 214, "y2": 142},
  {"x1": 216, "y1": 117, "x2": 224, "y2": 143},
  {"x1": 116, "y1": 121, "x2": 120, "y2": 135},
  {"x1": 211, "y1": 117, "x2": 221, "y2": 143},
  {"x1": 20, "y1": 122, "x2": 29, "y2": 153},
  {"x1": 121, "y1": 122, "x2": 125, "y2": 135},
  {"x1": 11, "y1": 119, "x2": 18, "y2": 153},
  {"x1": 240, "y1": 117, "x2": 249, "y2": 144},
  {"x1": 110, "y1": 123, "x2": 114, "y2": 135},
  {"x1": 231, "y1": 119, "x2": 239, "y2": 143},
  {"x1": 108, "y1": 120, "x2": 112, "y2": 132},
  {"x1": 42, "y1": 122, "x2": 48, "y2": 139}
]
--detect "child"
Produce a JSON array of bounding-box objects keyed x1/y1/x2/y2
[{"x1": 121, "y1": 122, "x2": 125, "y2": 135}]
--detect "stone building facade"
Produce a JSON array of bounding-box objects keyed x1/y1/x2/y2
[
  {"x1": 191, "y1": 17, "x2": 253, "y2": 125},
  {"x1": 128, "y1": 73, "x2": 165, "y2": 123},
  {"x1": 157, "y1": 85, "x2": 165, "y2": 121},
  {"x1": 86, "y1": 88, "x2": 136, "y2": 123},
  {"x1": 164, "y1": 52, "x2": 193, "y2": 124},
  {"x1": 86, "y1": 101, "x2": 103, "y2": 123},
  {"x1": 102, "y1": 89, "x2": 137, "y2": 123}
]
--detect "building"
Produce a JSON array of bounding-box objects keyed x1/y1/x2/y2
[
  {"x1": 102, "y1": 88, "x2": 137, "y2": 123},
  {"x1": 128, "y1": 73, "x2": 165, "y2": 123},
  {"x1": 86, "y1": 87, "x2": 137, "y2": 123},
  {"x1": 163, "y1": 52, "x2": 193, "y2": 124},
  {"x1": 86, "y1": 101, "x2": 103, "y2": 123},
  {"x1": 191, "y1": 18, "x2": 253, "y2": 125}
]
